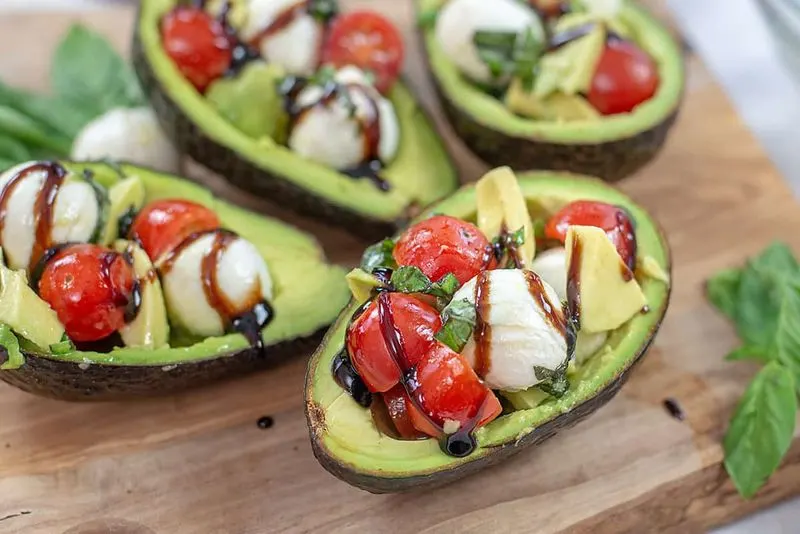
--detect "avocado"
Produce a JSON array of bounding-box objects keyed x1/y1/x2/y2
[
  {"x1": 346, "y1": 268, "x2": 384, "y2": 304},
  {"x1": 419, "y1": 0, "x2": 685, "y2": 181},
  {"x1": 113, "y1": 240, "x2": 169, "y2": 349},
  {"x1": 133, "y1": 0, "x2": 458, "y2": 239},
  {"x1": 566, "y1": 225, "x2": 647, "y2": 333},
  {"x1": 533, "y1": 24, "x2": 606, "y2": 98},
  {"x1": 0, "y1": 161, "x2": 350, "y2": 401},
  {"x1": 100, "y1": 175, "x2": 146, "y2": 245},
  {"x1": 305, "y1": 171, "x2": 671, "y2": 492},
  {"x1": 505, "y1": 80, "x2": 600, "y2": 122},
  {"x1": 206, "y1": 62, "x2": 289, "y2": 141}
]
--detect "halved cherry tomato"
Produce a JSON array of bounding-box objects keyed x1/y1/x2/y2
[
  {"x1": 130, "y1": 199, "x2": 220, "y2": 262},
  {"x1": 407, "y1": 342, "x2": 502, "y2": 438},
  {"x1": 382, "y1": 384, "x2": 425, "y2": 440},
  {"x1": 347, "y1": 293, "x2": 441, "y2": 393},
  {"x1": 38, "y1": 244, "x2": 135, "y2": 342},
  {"x1": 394, "y1": 215, "x2": 495, "y2": 286},
  {"x1": 161, "y1": 7, "x2": 232, "y2": 92},
  {"x1": 544, "y1": 200, "x2": 637, "y2": 271},
  {"x1": 588, "y1": 39, "x2": 659, "y2": 115},
  {"x1": 321, "y1": 11, "x2": 404, "y2": 94}
]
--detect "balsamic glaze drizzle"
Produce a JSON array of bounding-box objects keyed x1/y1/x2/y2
[{"x1": 332, "y1": 349, "x2": 372, "y2": 408}]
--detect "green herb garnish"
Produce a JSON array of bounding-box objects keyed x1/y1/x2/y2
[
  {"x1": 533, "y1": 364, "x2": 570, "y2": 398},
  {"x1": 473, "y1": 28, "x2": 544, "y2": 88},
  {"x1": 707, "y1": 241, "x2": 800, "y2": 498},
  {"x1": 308, "y1": 0, "x2": 339, "y2": 22},
  {"x1": 391, "y1": 266, "x2": 459, "y2": 304},
  {"x1": 436, "y1": 298, "x2": 476, "y2": 352},
  {"x1": 360, "y1": 238, "x2": 397, "y2": 273}
]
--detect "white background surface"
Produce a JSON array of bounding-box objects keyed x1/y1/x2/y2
[{"x1": 1, "y1": 0, "x2": 799, "y2": 531}]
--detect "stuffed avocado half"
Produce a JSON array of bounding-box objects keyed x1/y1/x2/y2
[
  {"x1": 133, "y1": 0, "x2": 458, "y2": 238},
  {"x1": 305, "y1": 167, "x2": 670, "y2": 492},
  {"x1": 418, "y1": 0, "x2": 685, "y2": 181},
  {"x1": 0, "y1": 160, "x2": 349, "y2": 401}
]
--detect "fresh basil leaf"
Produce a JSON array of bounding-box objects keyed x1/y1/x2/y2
[
  {"x1": 391, "y1": 265, "x2": 432, "y2": 294},
  {"x1": 0, "y1": 157, "x2": 15, "y2": 171},
  {"x1": 0, "y1": 135, "x2": 31, "y2": 162},
  {"x1": 773, "y1": 281, "x2": 800, "y2": 391},
  {"x1": 513, "y1": 28, "x2": 543, "y2": 92},
  {"x1": 417, "y1": 9, "x2": 438, "y2": 28},
  {"x1": 360, "y1": 238, "x2": 397, "y2": 273},
  {"x1": 0, "y1": 323, "x2": 24, "y2": 370},
  {"x1": 51, "y1": 25, "x2": 144, "y2": 118},
  {"x1": 510, "y1": 226, "x2": 526, "y2": 247},
  {"x1": 49, "y1": 336, "x2": 75, "y2": 355},
  {"x1": 707, "y1": 268, "x2": 741, "y2": 321},
  {"x1": 0, "y1": 79, "x2": 90, "y2": 139},
  {"x1": 435, "y1": 273, "x2": 460, "y2": 300},
  {"x1": 751, "y1": 241, "x2": 799, "y2": 274},
  {"x1": 723, "y1": 361, "x2": 796, "y2": 498},
  {"x1": 436, "y1": 298, "x2": 476, "y2": 352},
  {"x1": 726, "y1": 345, "x2": 771, "y2": 363},
  {"x1": 308, "y1": 0, "x2": 338, "y2": 22},
  {"x1": 0, "y1": 105, "x2": 71, "y2": 155},
  {"x1": 533, "y1": 364, "x2": 570, "y2": 398},
  {"x1": 736, "y1": 262, "x2": 788, "y2": 350}
]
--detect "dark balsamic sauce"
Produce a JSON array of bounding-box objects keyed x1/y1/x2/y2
[
  {"x1": 0, "y1": 161, "x2": 67, "y2": 272},
  {"x1": 279, "y1": 76, "x2": 392, "y2": 192},
  {"x1": 74, "y1": 332, "x2": 125, "y2": 353},
  {"x1": 159, "y1": 229, "x2": 274, "y2": 351},
  {"x1": 524, "y1": 271, "x2": 566, "y2": 337},
  {"x1": 217, "y1": 0, "x2": 262, "y2": 78},
  {"x1": 0, "y1": 346, "x2": 8, "y2": 366},
  {"x1": 472, "y1": 271, "x2": 492, "y2": 379},
  {"x1": 257, "y1": 415, "x2": 275, "y2": 429},
  {"x1": 332, "y1": 349, "x2": 372, "y2": 407},
  {"x1": 549, "y1": 23, "x2": 596, "y2": 50},
  {"x1": 617, "y1": 209, "x2": 637, "y2": 274},
  {"x1": 117, "y1": 206, "x2": 138, "y2": 239},
  {"x1": 662, "y1": 398, "x2": 685, "y2": 421},
  {"x1": 566, "y1": 234, "x2": 582, "y2": 329},
  {"x1": 28, "y1": 242, "x2": 76, "y2": 291}
]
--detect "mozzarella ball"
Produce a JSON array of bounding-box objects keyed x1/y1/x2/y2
[
  {"x1": 242, "y1": 0, "x2": 323, "y2": 76},
  {"x1": 0, "y1": 163, "x2": 100, "y2": 271},
  {"x1": 158, "y1": 232, "x2": 273, "y2": 337},
  {"x1": 435, "y1": 0, "x2": 544, "y2": 84},
  {"x1": 452, "y1": 269, "x2": 568, "y2": 391},
  {"x1": 288, "y1": 67, "x2": 400, "y2": 169},
  {"x1": 71, "y1": 107, "x2": 180, "y2": 174}
]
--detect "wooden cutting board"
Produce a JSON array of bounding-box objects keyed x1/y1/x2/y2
[{"x1": 0, "y1": 2, "x2": 798, "y2": 533}]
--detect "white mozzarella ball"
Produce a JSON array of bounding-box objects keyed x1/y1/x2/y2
[
  {"x1": 531, "y1": 247, "x2": 568, "y2": 301},
  {"x1": 242, "y1": 0, "x2": 323, "y2": 76},
  {"x1": 0, "y1": 163, "x2": 99, "y2": 270},
  {"x1": 71, "y1": 107, "x2": 180, "y2": 174},
  {"x1": 159, "y1": 233, "x2": 273, "y2": 337},
  {"x1": 453, "y1": 269, "x2": 568, "y2": 391},
  {"x1": 288, "y1": 67, "x2": 400, "y2": 169},
  {"x1": 435, "y1": 0, "x2": 544, "y2": 84}
]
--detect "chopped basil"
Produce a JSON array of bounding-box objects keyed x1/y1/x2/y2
[
  {"x1": 534, "y1": 364, "x2": 570, "y2": 398},
  {"x1": 308, "y1": 0, "x2": 339, "y2": 22},
  {"x1": 360, "y1": 238, "x2": 397, "y2": 273},
  {"x1": 436, "y1": 298, "x2": 476, "y2": 352},
  {"x1": 473, "y1": 28, "x2": 544, "y2": 87},
  {"x1": 391, "y1": 266, "x2": 459, "y2": 304}
]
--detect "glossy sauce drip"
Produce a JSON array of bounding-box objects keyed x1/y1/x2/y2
[
  {"x1": 99, "y1": 251, "x2": 133, "y2": 310},
  {"x1": 248, "y1": 0, "x2": 310, "y2": 45},
  {"x1": 332, "y1": 349, "x2": 372, "y2": 407},
  {"x1": 0, "y1": 162, "x2": 66, "y2": 273},
  {"x1": 377, "y1": 293, "x2": 478, "y2": 456},
  {"x1": 159, "y1": 229, "x2": 274, "y2": 351},
  {"x1": 217, "y1": 0, "x2": 261, "y2": 77},
  {"x1": 524, "y1": 270, "x2": 566, "y2": 337},
  {"x1": 117, "y1": 207, "x2": 137, "y2": 241},
  {"x1": 121, "y1": 245, "x2": 159, "y2": 324},
  {"x1": 28, "y1": 242, "x2": 75, "y2": 291},
  {"x1": 662, "y1": 397, "x2": 685, "y2": 421},
  {"x1": 472, "y1": 271, "x2": 493, "y2": 378},
  {"x1": 566, "y1": 234, "x2": 582, "y2": 328},
  {"x1": 617, "y1": 209, "x2": 637, "y2": 275},
  {"x1": 281, "y1": 76, "x2": 392, "y2": 192},
  {"x1": 549, "y1": 22, "x2": 596, "y2": 51}
]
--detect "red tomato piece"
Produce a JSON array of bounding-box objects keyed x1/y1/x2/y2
[
  {"x1": 407, "y1": 342, "x2": 502, "y2": 438},
  {"x1": 588, "y1": 39, "x2": 659, "y2": 115},
  {"x1": 382, "y1": 384, "x2": 426, "y2": 440},
  {"x1": 346, "y1": 293, "x2": 441, "y2": 393},
  {"x1": 130, "y1": 199, "x2": 220, "y2": 261},
  {"x1": 393, "y1": 215, "x2": 495, "y2": 286},
  {"x1": 161, "y1": 7, "x2": 232, "y2": 92},
  {"x1": 321, "y1": 10, "x2": 404, "y2": 94},
  {"x1": 38, "y1": 244, "x2": 135, "y2": 342},
  {"x1": 544, "y1": 200, "x2": 637, "y2": 271}
]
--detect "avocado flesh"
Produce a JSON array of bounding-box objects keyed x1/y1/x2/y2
[
  {"x1": 137, "y1": 0, "x2": 457, "y2": 224},
  {"x1": 306, "y1": 172, "x2": 670, "y2": 488},
  {"x1": 6, "y1": 161, "x2": 349, "y2": 367},
  {"x1": 420, "y1": 0, "x2": 683, "y2": 143}
]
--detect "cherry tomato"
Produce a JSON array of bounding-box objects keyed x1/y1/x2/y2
[
  {"x1": 130, "y1": 199, "x2": 220, "y2": 261},
  {"x1": 161, "y1": 7, "x2": 232, "y2": 92},
  {"x1": 588, "y1": 39, "x2": 659, "y2": 115},
  {"x1": 544, "y1": 200, "x2": 637, "y2": 271},
  {"x1": 382, "y1": 384, "x2": 425, "y2": 440},
  {"x1": 406, "y1": 342, "x2": 502, "y2": 438},
  {"x1": 347, "y1": 293, "x2": 441, "y2": 393},
  {"x1": 394, "y1": 215, "x2": 495, "y2": 286},
  {"x1": 321, "y1": 11, "x2": 404, "y2": 94},
  {"x1": 38, "y1": 244, "x2": 135, "y2": 342}
]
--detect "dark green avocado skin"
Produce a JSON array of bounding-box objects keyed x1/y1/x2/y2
[
  {"x1": 1, "y1": 327, "x2": 325, "y2": 401},
  {"x1": 133, "y1": 26, "x2": 428, "y2": 241}
]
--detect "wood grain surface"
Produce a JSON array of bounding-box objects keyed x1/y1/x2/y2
[{"x1": 0, "y1": 2, "x2": 798, "y2": 533}]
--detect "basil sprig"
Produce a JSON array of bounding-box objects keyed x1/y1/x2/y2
[
  {"x1": 436, "y1": 298, "x2": 476, "y2": 353},
  {"x1": 391, "y1": 266, "x2": 459, "y2": 304},
  {"x1": 707, "y1": 242, "x2": 800, "y2": 498},
  {"x1": 360, "y1": 238, "x2": 398, "y2": 273},
  {"x1": 533, "y1": 363, "x2": 570, "y2": 398},
  {"x1": 473, "y1": 28, "x2": 544, "y2": 89}
]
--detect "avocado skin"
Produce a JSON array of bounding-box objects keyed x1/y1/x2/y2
[
  {"x1": 133, "y1": 29, "x2": 415, "y2": 241},
  {"x1": 429, "y1": 65, "x2": 681, "y2": 182},
  {"x1": 1, "y1": 327, "x2": 325, "y2": 401}
]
